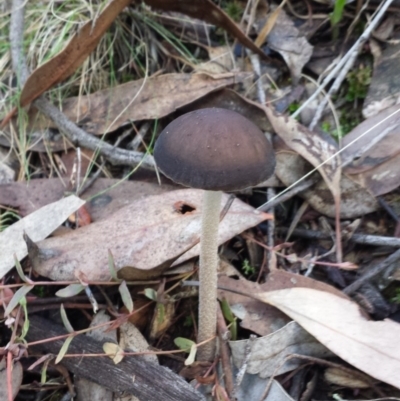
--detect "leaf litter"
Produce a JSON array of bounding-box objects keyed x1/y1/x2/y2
[
  {"x1": 29, "y1": 189, "x2": 272, "y2": 281},
  {"x1": 3, "y1": 0, "x2": 400, "y2": 399}
]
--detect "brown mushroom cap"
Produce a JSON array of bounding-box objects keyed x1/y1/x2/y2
[{"x1": 154, "y1": 108, "x2": 275, "y2": 191}]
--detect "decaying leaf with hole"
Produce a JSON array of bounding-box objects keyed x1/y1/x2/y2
[
  {"x1": 28, "y1": 189, "x2": 272, "y2": 281},
  {"x1": 0, "y1": 178, "x2": 175, "y2": 220}
]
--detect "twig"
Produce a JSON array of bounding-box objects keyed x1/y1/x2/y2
[
  {"x1": 344, "y1": 247, "x2": 400, "y2": 295},
  {"x1": 217, "y1": 304, "x2": 234, "y2": 399},
  {"x1": 291, "y1": 0, "x2": 394, "y2": 123},
  {"x1": 257, "y1": 176, "x2": 318, "y2": 212},
  {"x1": 277, "y1": 227, "x2": 400, "y2": 248},
  {"x1": 8, "y1": 0, "x2": 155, "y2": 171}
]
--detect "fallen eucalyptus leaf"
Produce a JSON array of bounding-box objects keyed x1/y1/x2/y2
[
  {"x1": 0, "y1": 195, "x2": 85, "y2": 279},
  {"x1": 30, "y1": 189, "x2": 271, "y2": 281},
  {"x1": 254, "y1": 287, "x2": 400, "y2": 389}
]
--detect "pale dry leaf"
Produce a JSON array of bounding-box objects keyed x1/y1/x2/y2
[
  {"x1": 324, "y1": 367, "x2": 373, "y2": 389},
  {"x1": 0, "y1": 195, "x2": 85, "y2": 279},
  {"x1": 348, "y1": 153, "x2": 400, "y2": 197},
  {"x1": 275, "y1": 149, "x2": 377, "y2": 218},
  {"x1": 236, "y1": 376, "x2": 294, "y2": 401},
  {"x1": 255, "y1": 287, "x2": 400, "y2": 389},
  {"x1": 119, "y1": 322, "x2": 158, "y2": 365},
  {"x1": 265, "y1": 106, "x2": 341, "y2": 200},
  {"x1": 342, "y1": 103, "x2": 400, "y2": 171},
  {"x1": 30, "y1": 189, "x2": 271, "y2": 281},
  {"x1": 229, "y1": 321, "x2": 332, "y2": 378},
  {"x1": 363, "y1": 41, "x2": 400, "y2": 118}
]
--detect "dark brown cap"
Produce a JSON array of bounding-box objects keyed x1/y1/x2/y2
[{"x1": 154, "y1": 108, "x2": 275, "y2": 191}]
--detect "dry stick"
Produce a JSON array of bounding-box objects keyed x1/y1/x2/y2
[
  {"x1": 9, "y1": 0, "x2": 155, "y2": 171},
  {"x1": 257, "y1": 176, "x2": 318, "y2": 212},
  {"x1": 249, "y1": 52, "x2": 276, "y2": 276},
  {"x1": 308, "y1": 0, "x2": 394, "y2": 130},
  {"x1": 278, "y1": 227, "x2": 400, "y2": 248},
  {"x1": 26, "y1": 315, "x2": 205, "y2": 401},
  {"x1": 257, "y1": 0, "x2": 396, "y2": 261},
  {"x1": 291, "y1": 0, "x2": 394, "y2": 122},
  {"x1": 216, "y1": 304, "x2": 234, "y2": 398},
  {"x1": 343, "y1": 247, "x2": 400, "y2": 295}
]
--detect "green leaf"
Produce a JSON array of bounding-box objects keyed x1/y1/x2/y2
[
  {"x1": 5, "y1": 285, "x2": 34, "y2": 316},
  {"x1": 119, "y1": 281, "x2": 133, "y2": 313},
  {"x1": 56, "y1": 284, "x2": 85, "y2": 297},
  {"x1": 184, "y1": 344, "x2": 197, "y2": 366},
  {"x1": 156, "y1": 303, "x2": 165, "y2": 324},
  {"x1": 174, "y1": 337, "x2": 195, "y2": 352},
  {"x1": 220, "y1": 299, "x2": 235, "y2": 323},
  {"x1": 55, "y1": 335, "x2": 74, "y2": 364},
  {"x1": 14, "y1": 254, "x2": 33, "y2": 284},
  {"x1": 331, "y1": 0, "x2": 346, "y2": 26},
  {"x1": 144, "y1": 288, "x2": 157, "y2": 301},
  {"x1": 18, "y1": 296, "x2": 30, "y2": 340},
  {"x1": 229, "y1": 320, "x2": 237, "y2": 341},
  {"x1": 60, "y1": 304, "x2": 74, "y2": 333}
]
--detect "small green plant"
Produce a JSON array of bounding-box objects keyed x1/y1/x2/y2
[
  {"x1": 346, "y1": 66, "x2": 371, "y2": 102},
  {"x1": 183, "y1": 315, "x2": 194, "y2": 327},
  {"x1": 223, "y1": 1, "x2": 244, "y2": 22},
  {"x1": 288, "y1": 101, "x2": 300, "y2": 115},
  {"x1": 0, "y1": 210, "x2": 20, "y2": 232},
  {"x1": 330, "y1": 0, "x2": 346, "y2": 39},
  {"x1": 242, "y1": 259, "x2": 255, "y2": 276},
  {"x1": 391, "y1": 288, "x2": 400, "y2": 304}
]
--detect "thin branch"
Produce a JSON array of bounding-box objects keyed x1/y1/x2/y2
[{"x1": 9, "y1": 0, "x2": 155, "y2": 170}]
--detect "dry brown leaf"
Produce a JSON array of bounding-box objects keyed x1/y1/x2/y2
[
  {"x1": 20, "y1": 0, "x2": 131, "y2": 107},
  {"x1": 266, "y1": 107, "x2": 341, "y2": 198},
  {"x1": 142, "y1": 0, "x2": 268, "y2": 61},
  {"x1": 30, "y1": 189, "x2": 272, "y2": 281},
  {"x1": 348, "y1": 153, "x2": 400, "y2": 197},
  {"x1": 254, "y1": 3, "x2": 284, "y2": 47},
  {"x1": 23, "y1": 73, "x2": 250, "y2": 135},
  {"x1": 254, "y1": 287, "x2": 400, "y2": 389},
  {"x1": 61, "y1": 73, "x2": 250, "y2": 134},
  {"x1": 274, "y1": 149, "x2": 378, "y2": 218},
  {"x1": 363, "y1": 41, "x2": 400, "y2": 118},
  {"x1": 324, "y1": 367, "x2": 373, "y2": 389},
  {"x1": 342, "y1": 103, "x2": 400, "y2": 172},
  {"x1": 266, "y1": 10, "x2": 313, "y2": 84},
  {"x1": 229, "y1": 321, "x2": 332, "y2": 378},
  {"x1": 0, "y1": 178, "x2": 175, "y2": 220},
  {"x1": 266, "y1": 106, "x2": 343, "y2": 261}
]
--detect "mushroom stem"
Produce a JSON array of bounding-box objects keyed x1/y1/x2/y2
[{"x1": 197, "y1": 190, "x2": 222, "y2": 361}]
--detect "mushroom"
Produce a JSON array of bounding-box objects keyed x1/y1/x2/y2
[{"x1": 154, "y1": 108, "x2": 275, "y2": 361}]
